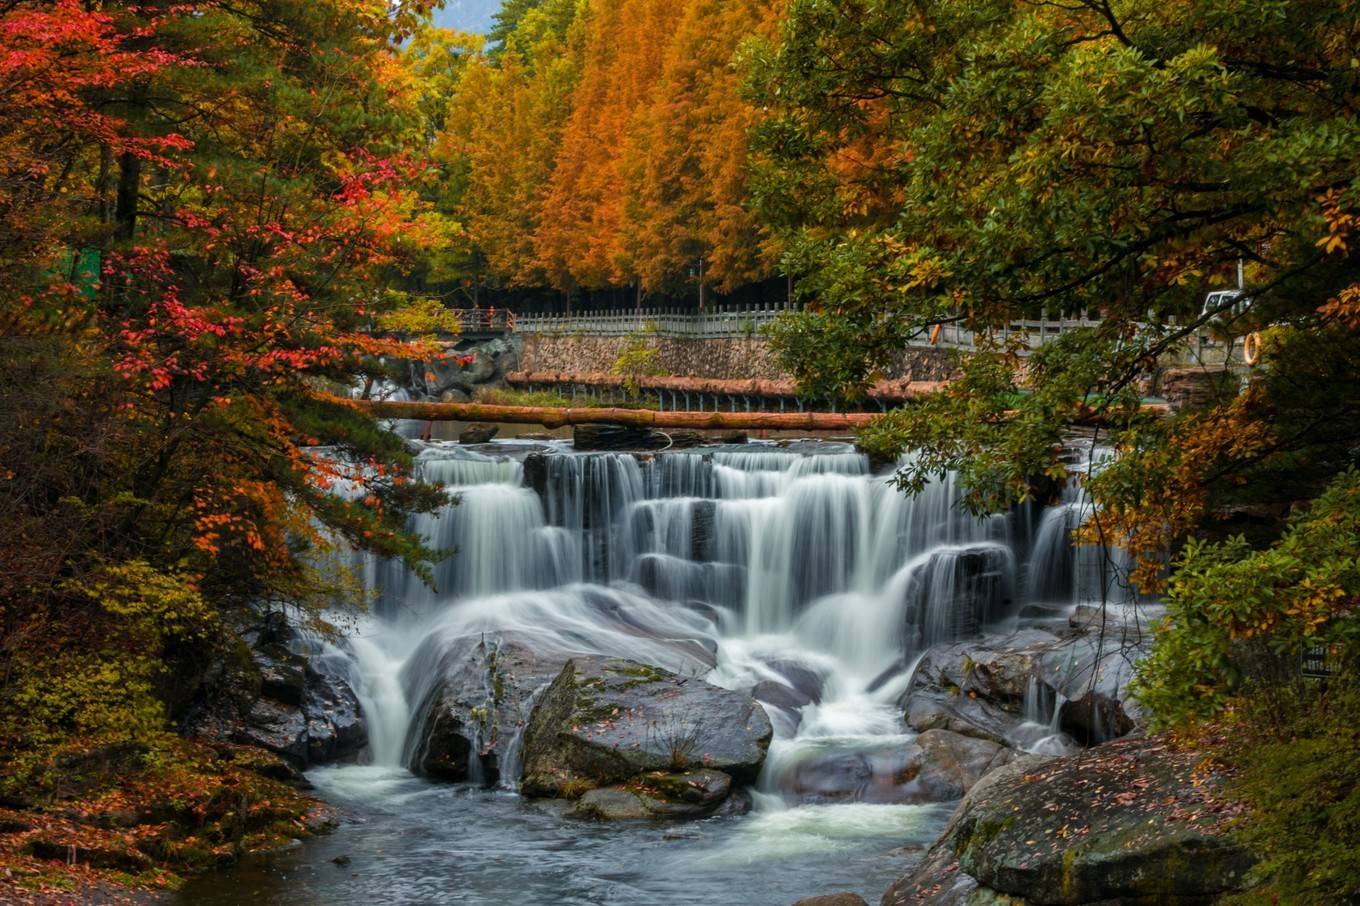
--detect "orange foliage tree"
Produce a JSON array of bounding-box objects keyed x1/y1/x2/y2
[
  {"x1": 432, "y1": 0, "x2": 783, "y2": 296},
  {"x1": 0, "y1": 0, "x2": 452, "y2": 775}
]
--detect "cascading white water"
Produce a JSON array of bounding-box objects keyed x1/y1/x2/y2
[{"x1": 336, "y1": 440, "x2": 1124, "y2": 793}]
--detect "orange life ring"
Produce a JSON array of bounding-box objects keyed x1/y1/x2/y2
[
  {"x1": 1242, "y1": 331, "x2": 1262, "y2": 366},
  {"x1": 929, "y1": 323, "x2": 942, "y2": 345}
]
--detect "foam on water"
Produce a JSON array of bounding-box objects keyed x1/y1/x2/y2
[{"x1": 282, "y1": 438, "x2": 1133, "y2": 902}]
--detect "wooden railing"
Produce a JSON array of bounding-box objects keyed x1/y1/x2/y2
[
  {"x1": 514, "y1": 304, "x2": 793, "y2": 340},
  {"x1": 512, "y1": 305, "x2": 1107, "y2": 353}
]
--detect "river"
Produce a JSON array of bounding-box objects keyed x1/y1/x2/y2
[{"x1": 180, "y1": 438, "x2": 1125, "y2": 904}]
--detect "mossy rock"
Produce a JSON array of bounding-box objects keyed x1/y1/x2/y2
[
  {"x1": 570, "y1": 769, "x2": 735, "y2": 821},
  {"x1": 520, "y1": 657, "x2": 771, "y2": 798},
  {"x1": 950, "y1": 738, "x2": 1254, "y2": 904}
]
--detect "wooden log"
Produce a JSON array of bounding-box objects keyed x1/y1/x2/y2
[
  {"x1": 342, "y1": 396, "x2": 1164, "y2": 431},
  {"x1": 352, "y1": 398, "x2": 878, "y2": 431}
]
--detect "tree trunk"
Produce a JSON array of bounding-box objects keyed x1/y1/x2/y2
[
  {"x1": 115, "y1": 150, "x2": 141, "y2": 240},
  {"x1": 347, "y1": 398, "x2": 878, "y2": 431}
]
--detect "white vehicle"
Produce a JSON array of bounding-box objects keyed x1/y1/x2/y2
[{"x1": 1200, "y1": 261, "x2": 1262, "y2": 364}]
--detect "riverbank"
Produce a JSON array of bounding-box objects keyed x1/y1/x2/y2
[{"x1": 0, "y1": 737, "x2": 334, "y2": 901}]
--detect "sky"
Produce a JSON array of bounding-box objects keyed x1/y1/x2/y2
[{"x1": 432, "y1": 0, "x2": 503, "y2": 33}]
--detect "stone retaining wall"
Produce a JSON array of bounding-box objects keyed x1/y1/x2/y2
[{"x1": 518, "y1": 334, "x2": 956, "y2": 383}]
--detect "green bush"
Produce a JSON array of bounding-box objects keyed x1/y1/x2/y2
[
  {"x1": 1226, "y1": 679, "x2": 1360, "y2": 903},
  {"x1": 1133, "y1": 469, "x2": 1360, "y2": 727}
]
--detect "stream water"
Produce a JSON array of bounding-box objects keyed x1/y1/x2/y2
[{"x1": 180, "y1": 439, "x2": 1128, "y2": 905}]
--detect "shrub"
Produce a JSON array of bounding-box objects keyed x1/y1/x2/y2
[{"x1": 1224, "y1": 678, "x2": 1360, "y2": 903}]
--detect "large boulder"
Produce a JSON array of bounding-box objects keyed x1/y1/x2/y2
[
  {"x1": 520, "y1": 656, "x2": 772, "y2": 798},
  {"x1": 882, "y1": 738, "x2": 1254, "y2": 905},
  {"x1": 906, "y1": 627, "x2": 1146, "y2": 749},
  {"x1": 230, "y1": 613, "x2": 365, "y2": 767},
  {"x1": 404, "y1": 633, "x2": 567, "y2": 783},
  {"x1": 301, "y1": 645, "x2": 367, "y2": 763},
  {"x1": 914, "y1": 730, "x2": 1017, "y2": 800},
  {"x1": 417, "y1": 335, "x2": 521, "y2": 397},
  {"x1": 911, "y1": 630, "x2": 1061, "y2": 707}
]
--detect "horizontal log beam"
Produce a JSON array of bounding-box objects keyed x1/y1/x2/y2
[{"x1": 353, "y1": 398, "x2": 877, "y2": 430}]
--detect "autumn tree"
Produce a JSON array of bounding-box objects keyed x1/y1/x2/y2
[
  {"x1": 435, "y1": 0, "x2": 587, "y2": 287},
  {"x1": 621, "y1": 0, "x2": 783, "y2": 295},
  {"x1": 0, "y1": 0, "x2": 453, "y2": 809},
  {"x1": 433, "y1": 0, "x2": 782, "y2": 296},
  {"x1": 752, "y1": 0, "x2": 1360, "y2": 715}
]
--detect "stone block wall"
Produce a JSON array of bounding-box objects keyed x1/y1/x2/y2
[{"x1": 519, "y1": 334, "x2": 956, "y2": 383}]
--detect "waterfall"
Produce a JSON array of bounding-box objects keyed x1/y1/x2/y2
[
  {"x1": 334, "y1": 439, "x2": 1126, "y2": 795},
  {"x1": 1023, "y1": 465, "x2": 1136, "y2": 610}
]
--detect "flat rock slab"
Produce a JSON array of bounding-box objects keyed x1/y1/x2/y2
[{"x1": 521, "y1": 656, "x2": 771, "y2": 797}]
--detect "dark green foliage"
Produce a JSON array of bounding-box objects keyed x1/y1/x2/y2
[{"x1": 1227, "y1": 679, "x2": 1360, "y2": 903}]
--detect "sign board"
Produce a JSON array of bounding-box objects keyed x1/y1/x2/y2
[{"x1": 1300, "y1": 643, "x2": 1343, "y2": 679}]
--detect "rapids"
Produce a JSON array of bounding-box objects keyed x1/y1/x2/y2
[{"x1": 180, "y1": 438, "x2": 1132, "y2": 905}]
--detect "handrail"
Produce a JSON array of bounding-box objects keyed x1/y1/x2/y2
[{"x1": 509, "y1": 305, "x2": 1104, "y2": 352}]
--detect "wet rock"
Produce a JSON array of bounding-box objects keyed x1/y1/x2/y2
[
  {"x1": 784, "y1": 743, "x2": 922, "y2": 805},
  {"x1": 522, "y1": 450, "x2": 548, "y2": 499},
  {"x1": 901, "y1": 546, "x2": 1016, "y2": 648},
  {"x1": 781, "y1": 730, "x2": 1013, "y2": 806},
  {"x1": 230, "y1": 613, "x2": 366, "y2": 767},
  {"x1": 255, "y1": 648, "x2": 306, "y2": 706},
  {"x1": 880, "y1": 756, "x2": 1048, "y2": 906},
  {"x1": 236, "y1": 698, "x2": 310, "y2": 763},
  {"x1": 301, "y1": 652, "x2": 367, "y2": 764},
  {"x1": 520, "y1": 657, "x2": 772, "y2": 798},
  {"x1": 751, "y1": 679, "x2": 814, "y2": 711},
  {"x1": 1035, "y1": 634, "x2": 1145, "y2": 744},
  {"x1": 906, "y1": 627, "x2": 1148, "y2": 748},
  {"x1": 766, "y1": 659, "x2": 827, "y2": 705},
  {"x1": 711, "y1": 786, "x2": 753, "y2": 817},
  {"x1": 571, "y1": 769, "x2": 737, "y2": 821},
  {"x1": 905, "y1": 694, "x2": 1015, "y2": 747},
  {"x1": 573, "y1": 424, "x2": 668, "y2": 451},
  {"x1": 882, "y1": 739, "x2": 1254, "y2": 905},
  {"x1": 571, "y1": 787, "x2": 651, "y2": 820},
  {"x1": 405, "y1": 633, "x2": 567, "y2": 784},
  {"x1": 911, "y1": 630, "x2": 1060, "y2": 707},
  {"x1": 914, "y1": 730, "x2": 1017, "y2": 800},
  {"x1": 439, "y1": 388, "x2": 471, "y2": 404},
  {"x1": 793, "y1": 895, "x2": 869, "y2": 906},
  {"x1": 419, "y1": 336, "x2": 520, "y2": 397},
  {"x1": 636, "y1": 768, "x2": 733, "y2": 818},
  {"x1": 416, "y1": 703, "x2": 474, "y2": 781},
  {"x1": 459, "y1": 423, "x2": 499, "y2": 444}
]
